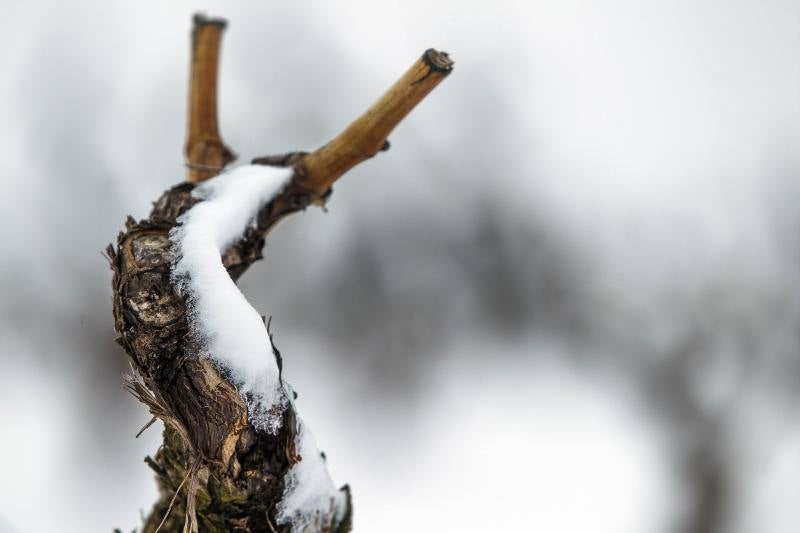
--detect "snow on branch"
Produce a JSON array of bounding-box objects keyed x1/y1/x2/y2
[
  {"x1": 169, "y1": 164, "x2": 349, "y2": 528},
  {"x1": 278, "y1": 410, "x2": 349, "y2": 530},
  {"x1": 170, "y1": 164, "x2": 293, "y2": 433}
]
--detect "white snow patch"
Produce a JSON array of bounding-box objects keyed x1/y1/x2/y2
[
  {"x1": 170, "y1": 164, "x2": 293, "y2": 433},
  {"x1": 171, "y1": 164, "x2": 346, "y2": 529},
  {"x1": 277, "y1": 415, "x2": 347, "y2": 531}
]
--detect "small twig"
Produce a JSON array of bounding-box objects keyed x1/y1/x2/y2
[
  {"x1": 185, "y1": 13, "x2": 236, "y2": 183},
  {"x1": 145, "y1": 456, "x2": 168, "y2": 479},
  {"x1": 294, "y1": 48, "x2": 453, "y2": 199},
  {"x1": 135, "y1": 416, "x2": 158, "y2": 438}
]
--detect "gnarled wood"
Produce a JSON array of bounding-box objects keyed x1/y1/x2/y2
[{"x1": 111, "y1": 13, "x2": 451, "y2": 532}]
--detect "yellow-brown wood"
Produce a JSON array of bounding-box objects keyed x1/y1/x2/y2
[
  {"x1": 296, "y1": 49, "x2": 453, "y2": 197},
  {"x1": 185, "y1": 14, "x2": 236, "y2": 183},
  {"x1": 120, "y1": 15, "x2": 454, "y2": 532}
]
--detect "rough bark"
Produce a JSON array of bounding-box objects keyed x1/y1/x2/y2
[{"x1": 108, "y1": 14, "x2": 451, "y2": 533}]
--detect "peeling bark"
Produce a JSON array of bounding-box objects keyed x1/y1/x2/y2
[{"x1": 109, "y1": 13, "x2": 450, "y2": 532}]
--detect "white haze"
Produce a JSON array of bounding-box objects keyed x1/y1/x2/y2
[{"x1": 0, "y1": 1, "x2": 798, "y2": 532}]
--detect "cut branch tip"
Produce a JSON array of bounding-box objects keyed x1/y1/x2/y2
[
  {"x1": 293, "y1": 47, "x2": 454, "y2": 198},
  {"x1": 422, "y1": 48, "x2": 454, "y2": 73},
  {"x1": 192, "y1": 13, "x2": 228, "y2": 29}
]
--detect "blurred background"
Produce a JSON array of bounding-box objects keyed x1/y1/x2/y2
[{"x1": 1, "y1": 1, "x2": 799, "y2": 531}]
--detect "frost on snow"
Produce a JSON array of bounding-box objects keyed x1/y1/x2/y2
[
  {"x1": 170, "y1": 164, "x2": 293, "y2": 433},
  {"x1": 277, "y1": 413, "x2": 348, "y2": 530}
]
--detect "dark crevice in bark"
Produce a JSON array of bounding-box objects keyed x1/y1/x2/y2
[{"x1": 110, "y1": 163, "x2": 350, "y2": 532}]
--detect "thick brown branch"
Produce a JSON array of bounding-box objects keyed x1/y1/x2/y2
[
  {"x1": 185, "y1": 14, "x2": 236, "y2": 183},
  {"x1": 111, "y1": 29, "x2": 453, "y2": 532}
]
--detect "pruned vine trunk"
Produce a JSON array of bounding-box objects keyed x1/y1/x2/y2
[{"x1": 108, "y1": 13, "x2": 451, "y2": 533}]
